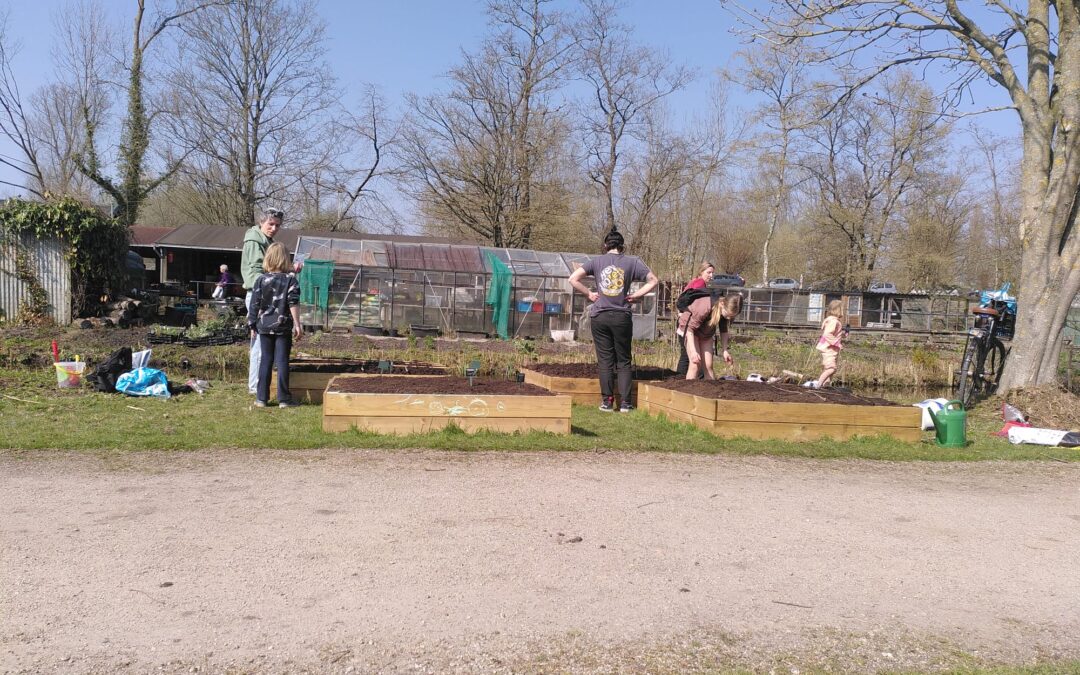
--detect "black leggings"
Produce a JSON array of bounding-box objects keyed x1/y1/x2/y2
[{"x1": 591, "y1": 310, "x2": 633, "y2": 403}]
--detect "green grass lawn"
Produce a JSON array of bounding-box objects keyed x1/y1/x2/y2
[{"x1": 2, "y1": 365, "x2": 1076, "y2": 461}]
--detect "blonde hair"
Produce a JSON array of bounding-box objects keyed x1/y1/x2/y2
[
  {"x1": 708, "y1": 293, "x2": 742, "y2": 329},
  {"x1": 697, "y1": 261, "x2": 715, "y2": 278},
  {"x1": 262, "y1": 242, "x2": 291, "y2": 273},
  {"x1": 825, "y1": 299, "x2": 844, "y2": 320}
]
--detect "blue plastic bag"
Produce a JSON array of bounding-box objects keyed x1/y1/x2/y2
[{"x1": 115, "y1": 367, "x2": 171, "y2": 398}]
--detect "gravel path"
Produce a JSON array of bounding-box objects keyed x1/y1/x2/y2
[{"x1": 2, "y1": 449, "x2": 1079, "y2": 673}]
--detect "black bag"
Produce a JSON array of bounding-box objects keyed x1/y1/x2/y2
[
  {"x1": 675, "y1": 288, "x2": 711, "y2": 313},
  {"x1": 86, "y1": 347, "x2": 132, "y2": 393}
]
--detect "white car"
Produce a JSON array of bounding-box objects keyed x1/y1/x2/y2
[
  {"x1": 767, "y1": 277, "x2": 799, "y2": 290},
  {"x1": 868, "y1": 281, "x2": 898, "y2": 294}
]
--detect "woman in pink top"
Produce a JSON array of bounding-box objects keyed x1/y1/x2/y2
[
  {"x1": 685, "y1": 294, "x2": 742, "y2": 380},
  {"x1": 675, "y1": 262, "x2": 714, "y2": 376},
  {"x1": 814, "y1": 299, "x2": 846, "y2": 388}
]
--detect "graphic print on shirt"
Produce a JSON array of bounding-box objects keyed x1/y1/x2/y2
[{"x1": 598, "y1": 265, "x2": 625, "y2": 297}]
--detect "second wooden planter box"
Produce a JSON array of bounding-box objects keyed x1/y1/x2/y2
[{"x1": 638, "y1": 382, "x2": 921, "y2": 442}]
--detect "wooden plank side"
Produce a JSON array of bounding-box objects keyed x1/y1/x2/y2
[
  {"x1": 665, "y1": 389, "x2": 717, "y2": 419},
  {"x1": 643, "y1": 400, "x2": 716, "y2": 432},
  {"x1": 323, "y1": 415, "x2": 570, "y2": 435},
  {"x1": 639, "y1": 383, "x2": 673, "y2": 408},
  {"x1": 643, "y1": 401, "x2": 919, "y2": 442},
  {"x1": 521, "y1": 369, "x2": 551, "y2": 390},
  {"x1": 544, "y1": 375, "x2": 601, "y2": 393},
  {"x1": 711, "y1": 419, "x2": 922, "y2": 442},
  {"x1": 323, "y1": 391, "x2": 572, "y2": 418},
  {"x1": 716, "y1": 400, "x2": 920, "y2": 427}
]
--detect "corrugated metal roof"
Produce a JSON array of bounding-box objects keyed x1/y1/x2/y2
[
  {"x1": 130, "y1": 226, "x2": 175, "y2": 247},
  {"x1": 155, "y1": 223, "x2": 454, "y2": 252}
]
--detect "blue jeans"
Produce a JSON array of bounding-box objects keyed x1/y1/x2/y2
[
  {"x1": 257, "y1": 333, "x2": 293, "y2": 404},
  {"x1": 246, "y1": 290, "x2": 261, "y2": 394}
]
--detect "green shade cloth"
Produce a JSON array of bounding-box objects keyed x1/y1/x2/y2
[
  {"x1": 484, "y1": 252, "x2": 513, "y2": 339},
  {"x1": 299, "y1": 259, "x2": 335, "y2": 310}
]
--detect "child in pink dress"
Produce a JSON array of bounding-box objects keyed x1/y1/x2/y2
[{"x1": 814, "y1": 299, "x2": 846, "y2": 388}]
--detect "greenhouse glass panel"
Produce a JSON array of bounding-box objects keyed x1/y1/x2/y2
[
  {"x1": 560, "y1": 252, "x2": 593, "y2": 273},
  {"x1": 392, "y1": 243, "x2": 425, "y2": 270},
  {"x1": 357, "y1": 268, "x2": 393, "y2": 330},
  {"x1": 360, "y1": 240, "x2": 390, "y2": 267},
  {"x1": 536, "y1": 251, "x2": 570, "y2": 276},
  {"x1": 295, "y1": 236, "x2": 333, "y2": 263},
  {"x1": 391, "y1": 270, "x2": 425, "y2": 329},
  {"x1": 421, "y1": 244, "x2": 454, "y2": 271},
  {"x1": 453, "y1": 271, "x2": 488, "y2": 334},
  {"x1": 418, "y1": 270, "x2": 454, "y2": 330},
  {"x1": 448, "y1": 245, "x2": 485, "y2": 272},
  {"x1": 508, "y1": 248, "x2": 543, "y2": 275}
]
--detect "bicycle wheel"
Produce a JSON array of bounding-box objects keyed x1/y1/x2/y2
[
  {"x1": 978, "y1": 337, "x2": 1008, "y2": 396},
  {"x1": 956, "y1": 338, "x2": 980, "y2": 407}
]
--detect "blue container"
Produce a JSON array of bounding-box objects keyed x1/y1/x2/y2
[
  {"x1": 516, "y1": 301, "x2": 533, "y2": 313},
  {"x1": 544, "y1": 303, "x2": 562, "y2": 314}
]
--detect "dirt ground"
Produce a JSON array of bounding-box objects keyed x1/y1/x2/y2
[{"x1": 2, "y1": 450, "x2": 1079, "y2": 674}]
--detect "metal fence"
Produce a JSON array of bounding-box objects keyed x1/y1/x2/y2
[{"x1": 0, "y1": 232, "x2": 71, "y2": 325}]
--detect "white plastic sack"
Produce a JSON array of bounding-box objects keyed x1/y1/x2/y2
[
  {"x1": 912, "y1": 398, "x2": 951, "y2": 431},
  {"x1": 1007, "y1": 426, "x2": 1069, "y2": 446},
  {"x1": 131, "y1": 349, "x2": 152, "y2": 370}
]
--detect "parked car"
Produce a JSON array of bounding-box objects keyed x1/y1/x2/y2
[
  {"x1": 709, "y1": 273, "x2": 745, "y2": 289},
  {"x1": 868, "y1": 281, "x2": 898, "y2": 294},
  {"x1": 767, "y1": 277, "x2": 800, "y2": 290}
]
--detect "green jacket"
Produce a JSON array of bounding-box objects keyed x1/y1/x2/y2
[{"x1": 241, "y1": 226, "x2": 273, "y2": 290}]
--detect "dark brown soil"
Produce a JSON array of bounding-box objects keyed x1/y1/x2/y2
[
  {"x1": 290, "y1": 357, "x2": 446, "y2": 375},
  {"x1": 526, "y1": 362, "x2": 676, "y2": 380},
  {"x1": 327, "y1": 375, "x2": 556, "y2": 396},
  {"x1": 652, "y1": 379, "x2": 900, "y2": 406}
]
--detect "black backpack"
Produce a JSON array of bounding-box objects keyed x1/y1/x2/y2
[
  {"x1": 86, "y1": 347, "x2": 132, "y2": 393},
  {"x1": 675, "y1": 288, "x2": 711, "y2": 313}
]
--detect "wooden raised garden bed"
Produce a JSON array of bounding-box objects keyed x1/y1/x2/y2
[
  {"x1": 271, "y1": 358, "x2": 447, "y2": 403},
  {"x1": 322, "y1": 375, "x2": 572, "y2": 435},
  {"x1": 639, "y1": 380, "x2": 921, "y2": 442},
  {"x1": 521, "y1": 363, "x2": 675, "y2": 406}
]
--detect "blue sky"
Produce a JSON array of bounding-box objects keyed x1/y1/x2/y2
[{"x1": 1, "y1": 0, "x2": 1021, "y2": 194}]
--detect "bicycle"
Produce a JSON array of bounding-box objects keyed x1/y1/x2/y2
[{"x1": 955, "y1": 285, "x2": 1015, "y2": 408}]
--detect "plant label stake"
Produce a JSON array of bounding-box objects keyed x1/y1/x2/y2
[{"x1": 466, "y1": 359, "x2": 480, "y2": 387}]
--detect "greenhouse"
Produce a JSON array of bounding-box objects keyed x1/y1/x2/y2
[{"x1": 293, "y1": 236, "x2": 659, "y2": 340}]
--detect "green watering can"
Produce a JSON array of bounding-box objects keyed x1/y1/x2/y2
[{"x1": 927, "y1": 400, "x2": 967, "y2": 447}]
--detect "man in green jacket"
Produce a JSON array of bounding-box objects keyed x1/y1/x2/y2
[{"x1": 242, "y1": 208, "x2": 282, "y2": 394}]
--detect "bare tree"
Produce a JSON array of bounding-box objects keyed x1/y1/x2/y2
[
  {"x1": 167, "y1": 0, "x2": 336, "y2": 227},
  {"x1": 892, "y1": 171, "x2": 972, "y2": 291},
  {"x1": 402, "y1": 0, "x2": 572, "y2": 247},
  {"x1": 733, "y1": 0, "x2": 1080, "y2": 391},
  {"x1": 71, "y1": 0, "x2": 220, "y2": 226},
  {"x1": 797, "y1": 72, "x2": 950, "y2": 290},
  {"x1": 0, "y1": 11, "x2": 48, "y2": 198},
  {"x1": 618, "y1": 111, "x2": 697, "y2": 261},
  {"x1": 573, "y1": 0, "x2": 691, "y2": 235},
  {"x1": 729, "y1": 41, "x2": 817, "y2": 285}
]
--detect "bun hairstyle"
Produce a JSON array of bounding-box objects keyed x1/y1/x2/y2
[{"x1": 603, "y1": 226, "x2": 625, "y2": 253}]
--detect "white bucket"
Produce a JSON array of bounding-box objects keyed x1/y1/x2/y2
[{"x1": 54, "y1": 361, "x2": 86, "y2": 389}]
